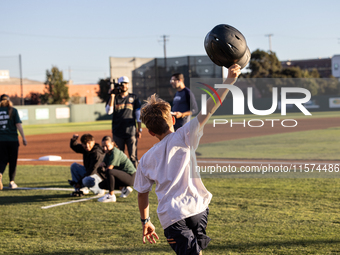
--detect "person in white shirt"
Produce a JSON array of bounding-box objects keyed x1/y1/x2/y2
[{"x1": 134, "y1": 64, "x2": 241, "y2": 255}]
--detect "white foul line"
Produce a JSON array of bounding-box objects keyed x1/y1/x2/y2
[
  {"x1": 4, "y1": 187, "x2": 74, "y2": 191},
  {"x1": 18, "y1": 158, "x2": 82, "y2": 162},
  {"x1": 41, "y1": 195, "x2": 103, "y2": 209},
  {"x1": 41, "y1": 190, "x2": 122, "y2": 209},
  {"x1": 3, "y1": 186, "x2": 122, "y2": 209}
]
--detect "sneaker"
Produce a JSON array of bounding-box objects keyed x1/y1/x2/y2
[
  {"x1": 9, "y1": 182, "x2": 18, "y2": 189},
  {"x1": 68, "y1": 180, "x2": 76, "y2": 186},
  {"x1": 98, "y1": 194, "x2": 116, "y2": 203},
  {"x1": 120, "y1": 186, "x2": 133, "y2": 198},
  {"x1": 0, "y1": 173, "x2": 3, "y2": 190},
  {"x1": 71, "y1": 190, "x2": 84, "y2": 197},
  {"x1": 80, "y1": 187, "x2": 90, "y2": 195}
]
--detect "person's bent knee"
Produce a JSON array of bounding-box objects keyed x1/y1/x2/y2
[
  {"x1": 82, "y1": 176, "x2": 95, "y2": 188},
  {"x1": 99, "y1": 180, "x2": 108, "y2": 190},
  {"x1": 70, "y1": 163, "x2": 79, "y2": 172}
]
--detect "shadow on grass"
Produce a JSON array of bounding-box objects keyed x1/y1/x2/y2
[
  {"x1": 0, "y1": 193, "x2": 77, "y2": 205},
  {"x1": 7, "y1": 239, "x2": 340, "y2": 255},
  {"x1": 207, "y1": 239, "x2": 340, "y2": 252},
  {"x1": 13, "y1": 246, "x2": 173, "y2": 255},
  {"x1": 1, "y1": 181, "x2": 71, "y2": 188},
  {"x1": 19, "y1": 181, "x2": 70, "y2": 186}
]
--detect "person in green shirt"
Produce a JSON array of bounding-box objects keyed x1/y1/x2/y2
[
  {"x1": 0, "y1": 94, "x2": 27, "y2": 190},
  {"x1": 98, "y1": 136, "x2": 136, "y2": 203}
]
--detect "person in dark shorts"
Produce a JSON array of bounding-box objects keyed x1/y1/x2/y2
[{"x1": 134, "y1": 64, "x2": 241, "y2": 255}]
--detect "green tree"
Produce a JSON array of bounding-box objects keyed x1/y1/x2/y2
[
  {"x1": 41, "y1": 66, "x2": 69, "y2": 104},
  {"x1": 246, "y1": 49, "x2": 282, "y2": 78},
  {"x1": 280, "y1": 66, "x2": 305, "y2": 78},
  {"x1": 242, "y1": 49, "x2": 339, "y2": 97},
  {"x1": 241, "y1": 49, "x2": 282, "y2": 97},
  {"x1": 317, "y1": 78, "x2": 340, "y2": 95}
]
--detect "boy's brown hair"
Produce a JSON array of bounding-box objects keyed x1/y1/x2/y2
[
  {"x1": 80, "y1": 134, "x2": 94, "y2": 144},
  {"x1": 140, "y1": 94, "x2": 172, "y2": 135}
]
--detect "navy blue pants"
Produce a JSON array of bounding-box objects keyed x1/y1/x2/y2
[{"x1": 164, "y1": 208, "x2": 211, "y2": 255}]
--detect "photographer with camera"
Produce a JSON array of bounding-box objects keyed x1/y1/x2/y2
[{"x1": 105, "y1": 76, "x2": 142, "y2": 168}]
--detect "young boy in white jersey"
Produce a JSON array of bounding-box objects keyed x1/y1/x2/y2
[{"x1": 134, "y1": 64, "x2": 241, "y2": 255}]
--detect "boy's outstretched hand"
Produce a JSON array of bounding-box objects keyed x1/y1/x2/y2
[
  {"x1": 142, "y1": 221, "x2": 159, "y2": 244},
  {"x1": 225, "y1": 64, "x2": 242, "y2": 84}
]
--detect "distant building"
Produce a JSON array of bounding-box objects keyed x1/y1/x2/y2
[
  {"x1": 281, "y1": 57, "x2": 332, "y2": 78},
  {"x1": 332, "y1": 55, "x2": 340, "y2": 78},
  {"x1": 0, "y1": 71, "x2": 101, "y2": 105},
  {"x1": 0, "y1": 70, "x2": 10, "y2": 79}
]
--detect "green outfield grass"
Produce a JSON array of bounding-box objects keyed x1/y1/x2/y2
[
  {"x1": 202, "y1": 110, "x2": 340, "y2": 124},
  {"x1": 22, "y1": 111, "x2": 340, "y2": 136},
  {"x1": 23, "y1": 120, "x2": 112, "y2": 136},
  {"x1": 197, "y1": 127, "x2": 340, "y2": 160},
  {"x1": 2, "y1": 166, "x2": 340, "y2": 254}
]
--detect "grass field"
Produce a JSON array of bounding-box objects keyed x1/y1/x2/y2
[
  {"x1": 2, "y1": 111, "x2": 339, "y2": 254},
  {"x1": 22, "y1": 120, "x2": 112, "y2": 136},
  {"x1": 202, "y1": 110, "x2": 340, "y2": 124},
  {"x1": 197, "y1": 127, "x2": 340, "y2": 160},
  {"x1": 2, "y1": 166, "x2": 340, "y2": 254}
]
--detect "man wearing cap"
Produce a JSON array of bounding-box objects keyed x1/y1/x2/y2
[{"x1": 105, "y1": 76, "x2": 142, "y2": 168}]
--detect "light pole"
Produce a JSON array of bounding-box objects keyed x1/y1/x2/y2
[
  {"x1": 265, "y1": 34, "x2": 273, "y2": 52},
  {"x1": 19, "y1": 54, "x2": 24, "y2": 105}
]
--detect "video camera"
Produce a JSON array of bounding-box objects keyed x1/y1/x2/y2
[{"x1": 108, "y1": 79, "x2": 122, "y2": 95}]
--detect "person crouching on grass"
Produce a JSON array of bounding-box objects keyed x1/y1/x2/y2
[
  {"x1": 97, "y1": 136, "x2": 136, "y2": 203},
  {"x1": 134, "y1": 64, "x2": 241, "y2": 255}
]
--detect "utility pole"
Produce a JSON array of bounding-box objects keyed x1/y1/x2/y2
[
  {"x1": 19, "y1": 54, "x2": 24, "y2": 105},
  {"x1": 265, "y1": 34, "x2": 273, "y2": 52},
  {"x1": 160, "y1": 35, "x2": 169, "y2": 68},
  {"x1": 68, "y1": 66, "x2": 73, "y2": 84}
]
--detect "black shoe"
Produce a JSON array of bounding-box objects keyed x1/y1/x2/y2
[
  {"x1": 68, "y1": 180, "x2": 76, "y2": 186},
  {"x1": 71, "y1": 191, "x2": 84, "y2": 197}
]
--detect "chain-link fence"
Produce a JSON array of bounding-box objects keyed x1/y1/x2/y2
[
  {"x1": 132, "y1": 56, "x2": 222, "y2": 102},
  {"x1": 110, "y1": 56, "x2": 223, "y2": 103}
]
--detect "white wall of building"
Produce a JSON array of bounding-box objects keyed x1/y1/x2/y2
[{"x1": 332, "y1": 55, "x2": 340, "y2": 78}]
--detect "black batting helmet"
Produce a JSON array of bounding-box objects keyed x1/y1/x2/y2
[{"x1": 204, "y1": 24, "x2": 250, "y2": 69}]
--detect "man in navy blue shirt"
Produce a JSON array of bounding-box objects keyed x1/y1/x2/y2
[{"x1": 170, "y1": 73, "x2": 198, "y2": 131}]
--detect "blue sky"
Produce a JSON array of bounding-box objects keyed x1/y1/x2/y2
[{"x1": 1, "y1": 0, "x2": 339, "y2": 84}]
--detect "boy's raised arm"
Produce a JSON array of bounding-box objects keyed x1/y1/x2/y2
[{"x1": 197, "y1": 64, "x2": 241, "y2": 128}]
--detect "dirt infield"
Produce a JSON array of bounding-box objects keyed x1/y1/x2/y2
[{"x1": 18, "y1": 117, "x2": 339, "y2": 166}]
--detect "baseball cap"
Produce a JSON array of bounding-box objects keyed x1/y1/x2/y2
[
  {"x1": 118, "y1": 76, "x2": 129, "y2": 84},
  {"x1": 0, "y1": 94, "x2": 9, "y2": 101}
]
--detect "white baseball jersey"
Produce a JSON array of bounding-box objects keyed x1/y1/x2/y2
[{"x1": 134, "y1": 117, "x2": 212, "y2": 229}]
